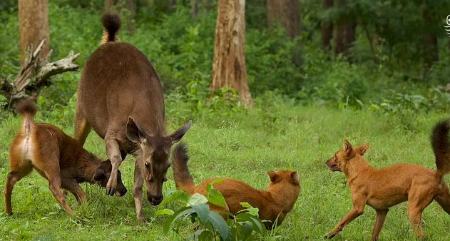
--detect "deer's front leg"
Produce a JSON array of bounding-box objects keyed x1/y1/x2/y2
[{"x1": 105, "y1": 134, "x2": 122, "y2": 196}]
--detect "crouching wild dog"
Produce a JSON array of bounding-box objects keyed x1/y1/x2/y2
[
  {"x1": 325, "y1": 121, "x2": 450, "y2": 241},
  {"x1": 5, "y1": 100, "x2": 127, "y2": 215},
  {"x1": 172, "y1": 143, "x2": 300, "y2": 228}
]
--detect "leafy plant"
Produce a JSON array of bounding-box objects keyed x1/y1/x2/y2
[{"x1": 157, "y1": 185, "x2": 264, "y2": 241}]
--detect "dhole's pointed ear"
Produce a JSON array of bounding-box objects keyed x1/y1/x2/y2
[
  {"x1": 267, "y1": 171, "x2": 279, "y2": 182},
  {"x1": 290, "y1": 171, "x2": 300, "y2": 185},
  {"x1": 343, "y1": 139, "x2": 353, "y2": 155},
  {"x1": 356, "y1": 144, "x2": 369, "y2": 156},
  {"x1": 169, "y1": 121, "x2": 192, "y2": 144},
  {"x1": 126, "y1": 117, "x2": 144, "y2": 143}
]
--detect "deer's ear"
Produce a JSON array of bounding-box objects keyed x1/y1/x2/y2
[
  {"x1": 126, "y1": 117, "x2": 144, "y2": 143},
  {"x1": 169, "y1": 121, "x2": 192, "y2": 144}
]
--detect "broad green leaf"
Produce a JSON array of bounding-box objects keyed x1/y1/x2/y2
[
  {"x1": 207, "y1": 185, "x2": 228, "y2": 209},
  {"x1": 239, "y1": 202, "x2": 259, "y2": 217},
  {"x1": 163, "y1": 207, "x2": 195, "y2": 234},
  {"x1": 207, "y1": 211, "x2": 231, "y2": 241},
  {"x1": 155, "y1": 208, "x2": 175, "y2": 217},
  {"x1": 188, "y1": 193, "x2": 208, "y2": 206},
  {"x1": 161, "y1": 190, "x2": 189, "y2": 206},
  {"x1": 192, "y1": 203, "x2": 210, "y2": 223}
]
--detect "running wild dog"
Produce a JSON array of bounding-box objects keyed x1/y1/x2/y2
[
  {"x1": 5, "y1": 99, "x2": 126, "y2": 215},
  {"x1": 172, "y1": 143, "x2": 300, "y2": 229},
  {"x1": 75, "y1": 13, "x2": 190, "y2": 221},
  {"x1": 325, "y1": 121, "x2": 450, "y2": 241}
]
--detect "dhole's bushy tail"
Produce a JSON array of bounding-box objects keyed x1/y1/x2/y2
[
  {"x1": 432, "y1": 119, "x2": 450, "y2": 176},
  {"x1": 101, "y1": 13, "x2": 121, "y2": 43},
  {"x1": 172, "y1": 143, "x2": 195, "y2": 194},
  {"x1": 15, "y1": 98, "x2": 37, "y2": 135}
]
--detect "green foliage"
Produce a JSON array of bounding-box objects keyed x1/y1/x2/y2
[{"x1": 159, "y1": 186, "x2": 264, "y2": 241}]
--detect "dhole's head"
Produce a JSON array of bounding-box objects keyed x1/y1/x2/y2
[
  {"x1": 326, "y1": 140, "x2": 369, "y2": 172},
  {"x1": 126, "y1": 117, "x2": 191, "y2": 206},
  {"x1": 94, "y1": 160, "x2": 127, "y2": 196},
  {"x1": 266, "y1": 170, "x2": 300, "y2": 227}
]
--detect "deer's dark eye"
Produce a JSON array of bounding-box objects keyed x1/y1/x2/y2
[{"x1": 145, "y1": 162, "x2": 150, "y2": 168}]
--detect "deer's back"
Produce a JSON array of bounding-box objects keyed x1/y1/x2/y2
[{"x1": 78, "y1": 42, "x2": 165, "y2": 139}]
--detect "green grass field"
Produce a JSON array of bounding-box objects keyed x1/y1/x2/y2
[{"x1": 1, "y1": 99, "x2": 450, "y2": 241}]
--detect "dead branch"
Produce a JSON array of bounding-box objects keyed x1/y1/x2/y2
[{"x1": 1, "y1": 39, "x2": 80, "y2": 111}]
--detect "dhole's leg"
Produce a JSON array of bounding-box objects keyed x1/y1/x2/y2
[
  {"x1": 34, "y1": 155, "x2": 74, "y2": 215},
  {"x1": 62, "y1": 179, "x2": 87, "y2": 204},
  {"x1": 371, "y1": 209, "x2": 388, "y2": 241},
  {"x1": 133, "y1": 159, "x2": 145, "y2": 222},
  {"x1": 326, "y1": 194, "x2": 366, "y2": 239},
  {"x1": 407, "y1": 188, "x2": 434, "y2": 239},
  {"x1": 435, "y1": 183, "x2": 450, "y2": 214},
  {"x1": 105, "y1": 134, "x2": 122, "y2": 196},
  {"x1": 74, "y1": 109, "x2": 91, "y2": 145},
  {"x1": 4, "y1": 165, "x2": 32, "y2": 215}
]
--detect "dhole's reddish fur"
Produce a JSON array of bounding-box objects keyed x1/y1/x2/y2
[
  {"x1": 4, "y1": 99, "x2": 126, "y2": 216},
  {"x1": 325, "y1": 120, "x2": 450, "y2": 241},
  {"x1": 172, "y1": 144, "x2": 300, "y2": 228}
]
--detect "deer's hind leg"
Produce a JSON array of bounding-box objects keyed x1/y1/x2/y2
[{"x1": 74, "y1": 106, "x2": 91, "y2": 146}]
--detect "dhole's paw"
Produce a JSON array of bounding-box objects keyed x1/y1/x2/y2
[{"x1": 325, "y1": 232, "x2": 336, "y2": 239}]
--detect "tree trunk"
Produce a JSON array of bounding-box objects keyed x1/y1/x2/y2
[
  {"x1": 267, "y1": 0, "x2": 300, "y2": 38},
  {"x1": 191, "y1": 0, "x2": 199, "y2": 18},
  {"x1": 321, "y1": 0, "x2": 333, "y2": 50},
  {"x1": 334, "y1": 0, "x2": 355, "y2": 55},
  {"x1": 126, "y1": 0, "x2": 136, "y2": 34},
  {"x1": 211, "y1": 0, "x2": 252, "y2": 106},
  {"x1": 422, "y1": 5, "x2": 438, "y2": 69},
  {"x1": 18, "y1": 0, "x2": 50, "y2": 65}
]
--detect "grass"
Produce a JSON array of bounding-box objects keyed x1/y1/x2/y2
[{"x1": 0, "y1": 98, "x2": 449, "y2": 241}]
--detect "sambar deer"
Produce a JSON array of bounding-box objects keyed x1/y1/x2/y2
[{"x1": 75, "y1": 13, "x2": 191, "y2": 221}]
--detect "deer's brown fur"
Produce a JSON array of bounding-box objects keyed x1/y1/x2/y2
[
  {"x1": 325, "y1": 121, "x2": 450, "y2": 241},
  {"x1": 75, "y1": 13, "x2": 190, "y2": 221},
  {"x1": 172, "y1": 143, "x2": 300, "y2": 229},
  {"x1": 5, "y1": 99, "x2": 126, "y2": 216}
]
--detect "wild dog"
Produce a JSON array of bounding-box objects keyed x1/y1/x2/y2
[
  {"x1": 325, "y1": 121, "x2": 450, "y2": 241},
  {"x1": 75, "y1": 13, "x2": 190, "y2": 221},
  {"x1": 4, "y1": 99, "x2": 127, "y2": 215},
  {"x1": 172, "y1": 143, "x2": 300, "y2": 228}
]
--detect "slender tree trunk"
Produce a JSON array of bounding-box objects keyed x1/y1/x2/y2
[
  {"x1": 321, "y1": 0, "x2": 333, "y2": 50},
  {"x1": 126, "y1": 0, "x2": 136, "y2": 34},
  {"x1": 334, "y1": 0, "x2": 355, "y2": 55},
  {"x1": 267, "y1": 0, "x2": 300, "y2": 38},
  {"x1": 105, "y1": 0, "x2": 115, "y2": 9},
  {"x1": 18, "y1": 0, "x2": 50, "y2": 65},
  {"x1": 191, "y1": 0, "x2": 199, "y2": 18},
  {"x1": 211, "y1": 0, "x2": 252, "y2": 106},
  {"x1": 422, "y1": 5, "x2": 438, "y2": 69}
]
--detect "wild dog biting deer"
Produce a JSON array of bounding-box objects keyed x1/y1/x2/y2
[
  {"x1": 75, "y1": 13, "x2": 190, "y2": 221},
  {"x1": 325, "y1": 121, "x2": 450, "y2": 241},
  {"x1": 4, "y1": 99, "x2": 127, "y2": 216},
  {"x1": 172, "y1": 143, "x2": 300, "y2": 229}
]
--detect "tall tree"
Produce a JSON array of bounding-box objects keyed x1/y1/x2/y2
[
  {"x1": 18, "y1": 0, "x2": 50, "y2": 65},
  {"x1": 422, "y1": 3, "x2": 438, "y2": 69},
  {"x1": 321, "y1": 0, "x2": 333, "y2": 50},
  {"x1": 211, "y1": 0, "x2": 252, "y2": 106},
  {"x1": 334, "y1": 0, "x2": 356, "y2": 55},
  {"x1": 266, "y1": 0, "x2": 300, "y2": 38}
]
